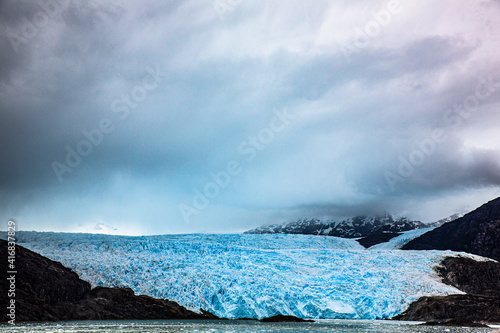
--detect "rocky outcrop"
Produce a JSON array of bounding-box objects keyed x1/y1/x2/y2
[
  {"x1": 259, "y1": 314, "x2": 314, "y2": 322},
  {"x1": 393, "y1": 294, "x2": 500, "y2": 323},
  {"x1": 393, "y1": 256, "x2": 500, "y2": 324},
  {"x1": 436, "y1": 257, "x2": 500, "y2": 297},
  {"x1": 1, "y1": 238, "x2": 92, "y2": 322},
  {"x1": 0, "y1": 239, "x2": 215, "y2": 322},
  {"x1": 403, "y1": 197, "x2": 500, "y2": 260},
  {"x1": 57, "y1": 286, "x2": 212, "y2": 320}
]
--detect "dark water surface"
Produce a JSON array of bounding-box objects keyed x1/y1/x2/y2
[{"x1": 0, "y1": 320, "x2": 497, "y2": 333}]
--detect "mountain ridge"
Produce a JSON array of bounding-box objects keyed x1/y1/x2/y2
[
  {"x1": 403, "y1": 197, "x2": 500, "y2": 260},
  {"x1": 245, "y1": 215, "x2": 444, "y2": 239}
]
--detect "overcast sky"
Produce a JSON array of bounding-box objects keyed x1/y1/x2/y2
[{"x1": 1, "y1": 0, "x2": 500, "y2": 235}]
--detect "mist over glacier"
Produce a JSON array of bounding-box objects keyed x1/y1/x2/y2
[{"x1": 12, "y1": 231, "x2": 479, "y2": 319}]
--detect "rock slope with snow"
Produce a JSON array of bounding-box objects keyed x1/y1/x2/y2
[
  {"x1": 403, "y1": 197, "x2": 500, "y2": 261},
  {"x1": 245, "y1": 216, "x2": 432, "y2": 238}
]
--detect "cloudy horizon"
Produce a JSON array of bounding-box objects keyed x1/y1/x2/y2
[{"x1": 1, "y1": 0, "x2": 500, "y2": 235}]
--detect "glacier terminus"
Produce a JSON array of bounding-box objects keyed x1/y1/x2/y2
[{"x1": 11, "y1": 231, "x2": 484, "y2": 320}]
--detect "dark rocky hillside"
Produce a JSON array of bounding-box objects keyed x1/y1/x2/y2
[
  {"x1": 436, "y1": 257, "x2": 500, "y2": 296},
  {"x1": 394, "y1": 294, "x2": 500, "y2": 323},
  {"x1": 394, "y1": 256, "x2": 500, "y2": 324},
  {"x1": 0, "y1": 239, "x2": 216, "y2": 322},
  {"x1": 403, "y1": 197, "x2": 500, "y2": 260}
]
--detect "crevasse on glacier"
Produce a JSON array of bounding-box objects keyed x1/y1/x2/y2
[{"x1": 14, "y1": 231, "x2": 472, "y2": 319}]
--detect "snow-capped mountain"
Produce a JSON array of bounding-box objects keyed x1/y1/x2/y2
[
  {"x1": 427, "y1": 213, "x2": 464, "y2": 227},
  {"x1": 7, "y1": 231, "x2": 480, "y2": 320},
  {"x1": 245, "y1": 216, "x2": 429, "y2": 238}
]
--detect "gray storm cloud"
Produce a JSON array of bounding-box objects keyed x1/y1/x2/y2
[{"x1": 1, "y1": 0, "x2": 500, "y2": 234}]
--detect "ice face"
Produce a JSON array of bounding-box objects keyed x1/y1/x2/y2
[{"x1": 14, "y1": 232, "x2": 471, "y2": 319}]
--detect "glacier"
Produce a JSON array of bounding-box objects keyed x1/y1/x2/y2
[{"x1": 11, "y1": 231, "x2": 481, "y2": 320}]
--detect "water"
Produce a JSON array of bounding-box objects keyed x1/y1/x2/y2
[{"x1": 0, "y1": 320, "x2": 496, "y2": 333}]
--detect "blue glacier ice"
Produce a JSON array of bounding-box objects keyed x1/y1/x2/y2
[{"x1": 12, "y1": 231, "x2": 482, "y2": 320}]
